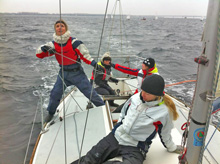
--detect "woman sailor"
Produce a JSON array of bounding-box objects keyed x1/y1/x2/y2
[
  {"x1": 71, "y1": 74, "x2": 183, "y2": 164},
  {"x1": 90, "y1": 52, "x2": 119, "y2": 107},
  {"x1": 36, "y1": 19, "x2": 104, "y2": 123},
  {"x1": 111, "y1": 57, "x2": 159, "y2": 93}
]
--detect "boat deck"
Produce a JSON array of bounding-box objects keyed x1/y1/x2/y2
[{"x1": 31, "y1": 78, "x2": 220, "y2": 164}]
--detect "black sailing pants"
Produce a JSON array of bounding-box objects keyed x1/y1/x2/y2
[{"x1": 71, "y1": 132, "x2": 145, "y2": 164}]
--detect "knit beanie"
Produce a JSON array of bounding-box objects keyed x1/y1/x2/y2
[
  {"x1": 143, "y1": 58, "x2": 155, "y2": 68},
  {"x1": 101, "y1": 52, "x2": 111, "y2": 62},
  {"x1": 54, "y1": 19, "x2": 68, "y2": 31},
  {"x1": 141, "y1": 74, "x2": 165, "y2": 96}
]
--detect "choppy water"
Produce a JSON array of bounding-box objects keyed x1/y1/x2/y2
[{"x1": 0, "y1": 13, "x2": 204, "y2": 164}]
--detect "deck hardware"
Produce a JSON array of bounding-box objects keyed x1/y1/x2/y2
[{"x1": 194, "y1": 56, "x2": 209, "y2": 66}]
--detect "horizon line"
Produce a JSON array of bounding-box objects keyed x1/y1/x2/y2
[{"x1": 0, "y1": 12, "x2": 206, "y2": 17}]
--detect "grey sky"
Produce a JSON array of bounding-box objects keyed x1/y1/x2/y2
[{"x1": 0, "y1": 0, "x2": 209, "y2": 16}]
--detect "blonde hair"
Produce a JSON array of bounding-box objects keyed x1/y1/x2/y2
[{"x1": 158, "y1": 94, "x2": 179, "y2": 120}]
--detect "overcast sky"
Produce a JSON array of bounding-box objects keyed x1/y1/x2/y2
[{"x1": 0, "y1": 0, "x2": 209, "y2": 16}]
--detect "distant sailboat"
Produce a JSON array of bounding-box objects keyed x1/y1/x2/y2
[
  {"x1": 141, "y1": 17, "x2": 146, "y2": 20},
  {"x1": 154, "y1": 16, "x2": 158, "y2": 20},
  {"x1": 126, "y1": 15, "x2": 130, "y2": 20}
]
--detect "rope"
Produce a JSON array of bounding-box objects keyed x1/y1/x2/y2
[{"x1": 165, "y1": 80, "x2": 196, "y2": 87}]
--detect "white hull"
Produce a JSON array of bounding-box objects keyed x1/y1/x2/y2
[{"x1": 30, "y1": 78, "x2": 220, "y2": 164}]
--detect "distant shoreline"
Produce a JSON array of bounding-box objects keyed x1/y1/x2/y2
[{"x1": 0, "y1": 12, "x2": 206, "y2": 18}]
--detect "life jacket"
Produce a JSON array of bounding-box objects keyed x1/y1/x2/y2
[
  {"x1": 91, "y1": 61, "x2": 110, "y2": 81},
  {"x1": 53, "y1": 38, "x2": 79, "y2": 65},
  {"x1": 148, "y1": 64, "x2": 158, "y2": 75},
  {"x1": 134, "y1": 64, "x2": 159, "y2": 94}
]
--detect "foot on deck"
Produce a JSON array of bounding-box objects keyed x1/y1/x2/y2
[
  {"x1": 44, "y1": 114, "x2": 54, "y2": 123},
  {"x1": 110, "y1": 103, "x2": 119, "y2": 107}
]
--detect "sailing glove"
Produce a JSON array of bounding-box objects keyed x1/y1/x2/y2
[
  {"x1": 111, "y1": 63, "x2": 115, "y2": 68},
  {"x1": 110, "y1": 77, "x2": 119, "y2": 84},
  {"x1": 41, "y1": 45, "x2": 56, "y2": 54}
]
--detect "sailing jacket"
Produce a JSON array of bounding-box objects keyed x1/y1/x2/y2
[
  {"x1": 113, "y1": 92, "x2": 177, "y2": 153},
  {"x1": 111, "y1": 63, "x2": 159, "y2": 92},
  {"x1": 91, "y1": 61, "x2": 116, "y2": 89},
  {"x1": 36, "y1": 31, "x2": 96, "y2": 67}
]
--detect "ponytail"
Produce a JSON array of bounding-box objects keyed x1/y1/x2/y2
[{"x1": 163, "y1": 94, "x2": 179, "y2": 120}]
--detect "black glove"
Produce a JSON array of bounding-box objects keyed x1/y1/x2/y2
[
  {"x1": 111, "y1": 63, "x2": 115, "y2": 68},
  {"x1": 110, "y1": 77, "x2": 119, "y2": 84},
  {"x1": 93, "y1": 62, "x2": 97, "y2": 68},
  {"x1": 41, "y1": 45, "x2": 56, "y2": 54}
]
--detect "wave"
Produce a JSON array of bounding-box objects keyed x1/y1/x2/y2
[
  {"x1": 165, "y1": 33, "x2": 175, "y2": 38},
  {"x1": 11, "y1": 28, "x2": 39, "y2": 33}
]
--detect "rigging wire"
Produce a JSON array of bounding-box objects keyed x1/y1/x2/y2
[
  {"x1": 23, "y1": 98, "x2": 40, "y2": 164},
  {"x1": 119, "y1": 1, "x2": 130, "y2": 52},
  {"x1": 45, "y1": 119, "x2": 64, "y2": 164},
  {"x1": 73, "y1": 112, "x2": 81, "y2": 154},
  {"x1": 119, "y1": 0, "x2": 124, "y2": 54},
  {"x1": 204, "y1": 122, "x2": 220, "y2": 164},
  {"x1": 78, "y1": 0, "x2": 110, "y2": 162},
  {"x1": 48, "y1": 59, "x2": 84, "y2": 112},
  {"x1": 36, "y1": 0, "x2": 204, "y2": 163},
  {"x1": 107, "y1": 0, "x2": 117, "y2": 51}
]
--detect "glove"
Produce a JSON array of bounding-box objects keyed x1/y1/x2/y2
[
  {"x1": 41, "y1": 45, "x2": 56, "y2": 54},
  {"x1": 111, "y1": 63, "x2": 115, "y2": 68},
  {"x1": 92, "y1": 62, "x2": 100, "y2": 69},
  {"x1": 110, "y1": 77, "x2": 119, "y2": 84},
  {"x1": 168, "y1": 145, "x2": 184, "y2": 154}
]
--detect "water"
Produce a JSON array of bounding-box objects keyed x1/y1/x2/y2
[{"x1": 0, "y1": 13, "x2": 204, "y2": 164}]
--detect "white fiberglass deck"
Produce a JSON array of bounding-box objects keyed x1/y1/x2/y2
[{"x1": 31, "y1": 78, "x2": 220, "y2": 164}]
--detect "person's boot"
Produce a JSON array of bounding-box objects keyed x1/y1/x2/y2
[
  {"x1": 109, "y1": 101, "x2": 119, "y2": 107},
  {"x1": 44, "y1": 113, "x2": 54, "y2": 123}
]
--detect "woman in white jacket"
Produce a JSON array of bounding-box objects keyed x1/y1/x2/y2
[{"x1": 71, "y1": 74, "x2": 182, "y2": 164}]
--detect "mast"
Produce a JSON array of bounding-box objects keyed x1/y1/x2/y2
[{"x1": 184, "y1": 0, "x2": 220, "y2": 164}]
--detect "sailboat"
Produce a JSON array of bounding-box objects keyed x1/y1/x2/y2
[
  {"x1": 126, "y1": 15, "x2": 130, "y2": 20},
  {"x1": 29, "y1": 0, "x2": 220, "y2": 164}
]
